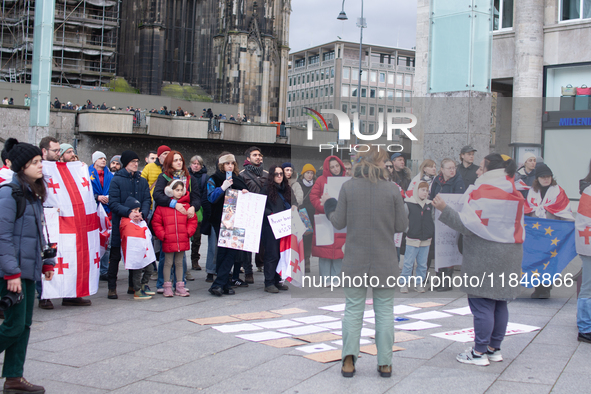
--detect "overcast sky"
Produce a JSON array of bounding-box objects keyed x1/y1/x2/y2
[{"x1": 289, "y1": 0, "x2": 417, "y2": 53}]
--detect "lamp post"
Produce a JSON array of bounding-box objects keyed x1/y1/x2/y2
[{"x1": 337, "y1": 0, "x2": 365, "y2": 137}]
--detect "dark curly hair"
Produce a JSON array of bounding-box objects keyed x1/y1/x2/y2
[{"x1": 266, "y1": 165, "x2": 291, "y2": 205}]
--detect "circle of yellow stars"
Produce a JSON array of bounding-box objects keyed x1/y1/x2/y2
[{"x1": 522, "y1": 222, "x2": 559, "y2": 278}]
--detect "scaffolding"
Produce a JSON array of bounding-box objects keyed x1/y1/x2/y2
[{"x1": 0, "y1": 0, "x2": 120, "y2": 88}]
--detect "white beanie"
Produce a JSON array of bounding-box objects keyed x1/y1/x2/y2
[
  {"x1": 92, "y1": 151, "x2": 107, "y2": 164},
  {"x1": 522, "y1": 152, "x2": 536, "y2": 164}
]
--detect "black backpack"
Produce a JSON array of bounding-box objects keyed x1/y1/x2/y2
[{"x1": 0, "y1": 183, "x2": 26, "y2": 219}]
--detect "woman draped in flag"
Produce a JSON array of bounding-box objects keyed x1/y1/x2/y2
[
  {"x1": 0, "y1": 142, "x2": 55, "y2": 393},
  {"x1": 292, "y1": 164, "x2": 316, "y2": 273},
  {"x1": 322, "y1": 146, "x2": 408, "y2": 378},
  {"x1": 432, "y1": 153, "x2": 524, "y2": 367},
  {"x1": 525, "y1": 163, "x2": 573, "y2": 299},
  {"x1": 576, "y1": 163, "x2": 591, "y2": 344}
]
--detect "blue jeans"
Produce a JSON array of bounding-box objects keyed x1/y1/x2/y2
[
  {"x1": 401, "y1": 245, "x2": 429, "y2": 286},
  {"x1": 577, "y1": 255, "x2": 591, "y2": 333},
  {"x1": 156, "y1": 251, "x2": 187, "y2": 289},
  {"x1": 205, "y1": 231, "x2": 218, "y2": 274},
  {"x1": 100, "y1": 245, "x2": 110, "y2": 276},
  {"x1": 318, "y1": 258, "x2": 342, "y2": 283},
  {"x1": 468, "y1": 297, "x2": 509, "y2": 353}
]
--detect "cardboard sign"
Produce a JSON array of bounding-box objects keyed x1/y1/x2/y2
[
  {"x1": 268, "y1": 209, "x2": 292, "y2": 239},
  {"x1": 434, "y1": 194, "x2": 465, "y2": 269}
]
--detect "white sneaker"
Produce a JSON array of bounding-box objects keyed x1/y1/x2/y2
[
  {"x1": 400, "y1": 285, "x2": 408, "y2": 294},
  {"x1": 456, "y1": 348, "x2": 490, "y2": 366},
  {"x1": 416, "y1": 285, "x2": 426, "y2": 293},
  {"x1": 486, "y1": 347, "x2": 503, "y2": 362}
]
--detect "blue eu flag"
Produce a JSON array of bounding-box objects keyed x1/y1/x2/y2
[{"x1": 521, "y1": 217, "x2": 577, "y2": 288}]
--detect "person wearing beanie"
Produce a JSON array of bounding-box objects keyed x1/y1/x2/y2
[
  {"x1": 141, "y1": 145, "x2": 171, "y2": 196},
  {"x1": 92, "y1": 151, "x2": 106, "y2": 165},
  {"x1": 59, "y1": 143, "x2": 76, "y2": 163},
  {"x1": 292, "y1": 163, "x2": 317, "y2": 273},
  {"x1": 109, "y1": 155, "x2": 121, "y2": 173},
  {"x1": 516, "y1": 152, "x2": 537, "y2": 189},
  {"x1": 390, "y1": 152, "x2": 411, "y2": 190},
  {"x1": 282, "y1": 162, "x2": 297, "y2": 186},
  {"x1": 0, "y1": 138, "x2": 18, "y2": 186},
  {"x1": 108, "y1": 150, "x2": 151, "y2": 299},
  {"x1": 0, "y1": 142, "x2": 54, "y2": 394},
  {"x1": 525, "y1": 162, "x2": 574, "y2": 300}
]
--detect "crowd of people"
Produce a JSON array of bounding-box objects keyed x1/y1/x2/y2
[{"x1": 1, "y1": 135, "x2": 590, "y2": 389}]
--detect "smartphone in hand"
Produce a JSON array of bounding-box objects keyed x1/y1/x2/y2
[{"x1": 226, "y1": 171, "x2": 232, "y2": 180}]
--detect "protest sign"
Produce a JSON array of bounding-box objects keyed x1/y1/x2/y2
[
  {"x1": 218, "y1": 189, "x2": 267, "y2": 253},
  {"x1": 434, "y1": 194, "x2": 464, "y2": 270}
]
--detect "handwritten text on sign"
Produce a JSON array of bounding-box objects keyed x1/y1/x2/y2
[{"x1": 268, "y1": 209, "x2": 292, "y2": 239}]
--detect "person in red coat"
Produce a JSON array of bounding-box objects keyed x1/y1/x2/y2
[
  {"x1": 151, "y1": 180, "x2": 198, "y2": 297},
  {"x1": 310, "y1": 155, "x2": 347, "y2": 284}
]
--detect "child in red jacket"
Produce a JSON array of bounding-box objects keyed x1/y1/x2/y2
[{"x1": 151, "y1": 180, "x2": 198, "y2": 297}]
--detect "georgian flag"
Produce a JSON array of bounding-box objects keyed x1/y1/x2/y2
[
  {"x1": 277, "y1": 210, "x2": 306, "y2": 287},
  {"x1": 97, "y1": 203, "x2": 111, "y2": 257},
  {"x1": 406, "y1": 173, "x2": 432, "y2": 198},
  {"x1": 0, "y1": 165, "x2": 13, "y2": 185},
  {"x1": 458, "y1": 169, "x2": 525, "y2": 244},
  {"x1": 525, "y1": 185, "x2": 573, "y2": 220},
  {"x1": 120, "y1": 218, "x2": 156, "y2": 270},
  {"x1": 576, "y1": 185, "x2": 591, "y2": 255},
  {"x1": 515, "y1": 178, "x2": 530, "y2": 192},
  {"x1": 42, "y1": 162, "x2": 101, "y2": 299}
]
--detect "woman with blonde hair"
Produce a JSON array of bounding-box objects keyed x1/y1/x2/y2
[
  {"x1": 406, "y1": 159, "x2": 437, "y2": 197},
  {"x1": 321, "y1": 147, "x2": 407, "y2": 378}
]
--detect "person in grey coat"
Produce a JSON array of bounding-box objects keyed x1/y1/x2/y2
[
  {"x1": 433, "y1": 153, "x2": 524, "y2": 367},
  {"x1": 0, "y1": 142, "x2": 55, "y2": 393},
  {"x1": 323, "y1": 146, "x2": 408, "y2": 378}
]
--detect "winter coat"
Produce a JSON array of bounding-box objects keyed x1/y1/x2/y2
[
  {"x1": 392, "y1": 167, "x2": 412, "y2": 191},
  {"x1": 152, "y1": 173, "x2": 201, "y2": 213},
  {"x1": 207, "y1": 169, "x2": 249, "y2": 236},
  {"x1": 310, "y1": 155, "x2": 347, "y2": 259},
  {"x1": 89, "y1": 165, "x2": 114, "y2": 213},
  {"x1": 151, "y1": 194, "x2": 198, "y2": 253},
  {"x1": 404, "y1": 182, "x2": 435, "y2": 242},
  {"x1": 262, "y1": 183, "x2": 293, "y2": 227},
  {"x1": 189, "y1": 165, "x2": 212, "y2": 234},
  {"x1": 457, "y1": 162, "x2": 479, "y2": 189},
  {"x1": 293, "y1": 178, "x2": 316, "y2": 226},
  {"x1": 324, "y1": 166, "x2": 408, "y2": 282},
  {"x1": 108, "y1": 169, "x2": 151, "y2": 248},
  {"x1": 438, "y1": 205, "x2": 523, "y2": 300},
  {"x1": 240, "y1": 163, "x2": 268, "y2": 194},
  {"x1": 0, "y1": 178, "x2": 54, "y2": 281},
  {"x1": 140, "y1": 160, "x2": 163, "y2": 197},
  {"x1": 429, "y1": 172, "x2": 465, "y2": 200},
  {"x1": 516, "y1": 166, "x2": 536, "y2": 187}
]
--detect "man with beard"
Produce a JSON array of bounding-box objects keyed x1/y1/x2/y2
[{"x1": 109, "y1": 155, "x2": 121, "y2": 173}]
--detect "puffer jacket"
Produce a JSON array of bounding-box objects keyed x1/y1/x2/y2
[
  {"x1": 429, "y1": 172, "x2": 465, "y2": 200},
  {"x1": 310, "y1": 155, "x2": 346, "y2": 259},
  {"x1": 109, "y1": 168, "x2": 151, "y2": 248},
  {"x1": 140, "y1": 159, "x2": 163, "y2": 197},
  {"x1": 0, "y1": 178, "x2": 55, "y2": 280},
  {"x1": 151, "y1": 192, "x2": 198, "y2": 253}
]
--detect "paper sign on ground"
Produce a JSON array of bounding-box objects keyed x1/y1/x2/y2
[
  {"x1": 188, "y1": 316, "x2": 241, "y2": 325},
  {"x1": 431, "y1": 322, "x2": 541, "y2": 343},
  {"x1": 360, "y1": 344, "x2": 405, "y2": 356},
  {"x1": 443, "y1": 306, "x2": 472, "y2": 316},
  {"x1": 434, "y1": 194, "x2": 465, "y2": 269},
  {"x1": 260, "y1": 338, "x2": 307, "y2": 348},
  {"x1": 319, "y1": 303, "x2": 346, "y2": 312},
  {"x1": 43, "y1": 208, "x2": 60, "y2": 244},
  {"x1": 236, "y1": 331, "x2": 291, "y2": 342},
  {"x1": 395, "y1": 321, "x2": 442, "y2": 331},
  {"x1": 394, "y1": 332, "x2": 424, "y2": 343},
  {"x1": 363, "y1": 310, "x2": 376, "y2": 318},
  {"x1": 331, "y1": 328, "x2": 375, "y2": 337},
  {"x1": 295, "y1": 332, "x2": 342, "y2": 343},
  {"x1": 405, "y1": 311, "x2": 453, "y2": 320},
  {"x1": 230, "y1": 311, "x2": 281, "y2": 321},
  {"x1": 252, "y1": 319, "x2": 303, "y2": 329},
  {"x1": 295, "y1": 343, "x2": 338, "y2": 354},
  {"x1": 211, "y1": 323, "x2": 262, "y2": 333},
  {"x1": 408, "y1": 302, "x2": 445, "y2": 308},
  {"x1": 268, "y1": 209, "x2": 292, "y2": 239},
  {"x1": 278, "y1": 325, "x2": 329, "y2": 336},
  {"x1": 293, "y1": 315, "x2": 340, "y2": 324},
  {"x1": 219, "y1": 190, "x2": 267, "y2": 253},
  {"x1": 270, "y1": 308, "x2": 308, "y2": 315},
  {"x1": 316, "y1": 321, "x2": 343, "y2": 330},
  {"x1": 363, "y1": 318, "x2": 375, "y2": 325},
  {"x1": 326, "y1": 177, "x2": 351, "y2": 199},
  {"x1": 393, "y1": 305, "x2": 421, "y2": 314},
  {"x1": 304, "y1": 350, "x2": 342, "y2": 363},
  {"x1": 332, "y1": 339, "x2": 372, "y2": 346}
]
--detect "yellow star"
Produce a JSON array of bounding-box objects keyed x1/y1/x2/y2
[
  {"x1": 551, "y1": 238, "x2": 560, "y2": 246},
  {"x1": 544, "y1": 226, "x2": 554, "y2": 236},
  {"x1": 532, "y1": 269, "x2": 540, "y2": 276},
  {"x1": 543, "y1": 262, "x2": 550, "y2": 270},
  {"x1": 532, "y1": 222, "x2": 541, "y2": 230},
  {"x1": 521, "y1": 271, "x2": 525, "y2": 277},
  {"x1": 550, "y1": 250, "x2": 558, "y2": 258},
  {"x1": 90, "y1": 174, "x2": 95, "y2": 181}
]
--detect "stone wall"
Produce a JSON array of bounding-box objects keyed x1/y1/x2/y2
[{"x1": 0, "y1": 106, "x2": 76, "y2": 147}]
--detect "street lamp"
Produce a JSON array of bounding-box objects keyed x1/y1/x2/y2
[{"x1": 337, "y1": 0, "x2": 365, "y2": 137}]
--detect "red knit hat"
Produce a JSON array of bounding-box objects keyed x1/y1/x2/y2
[{"x1": 157, "y1": 145, "x2": 171, "y2": 157}]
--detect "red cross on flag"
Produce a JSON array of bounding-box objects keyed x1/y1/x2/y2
[
  {"x1": 41, "y1": 162, "x2": 101, "y2": 299},
  {"x1": 0, "y1": 166, "x2": 13, "y2": 185},
  {"x1": 576, "y1": 185, "x2": 591, "y2": 255},
  {"x1": 525, "y1": 184, "x2": 573, "y2": 220},
  {"x1": 120, "y1": 218, "x2": 156, "y2": 270},
  {"x1": 97, "y1": 203, "x2": 111, "y2": 257},
  {"x1": 459, "y1": 169, "x2": 525, "y2": 244},
  {"x1": 276, "y1": 211, "x2": 306, "y2": 287}
]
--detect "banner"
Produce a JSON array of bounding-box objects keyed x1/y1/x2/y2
[
  {"x1": 42, "y1": 162, "x2": 100, "y2": 299},
  {"x1": 434, "y1": 194, "x2": 464, "y2": 270},
  {"x1": 268, "y1": 209, "x2": 292, "y2": 239},
  {"x1": 218, "y1": 189, "x2": 267, "y2": 253}
]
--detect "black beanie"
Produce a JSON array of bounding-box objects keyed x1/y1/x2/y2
[
  {"x1": 120, "y1": 150, "x2": 139, "y2": 168},
  {"x1": 8, "y1": 142, "x2": 43, "y2": 172},
  {"x1": 1, "y1": 138, "x2": 18, "y2": 165},
  {"x1": 535, "y1": 163, "x2": 553, "y2": 179},
  {"x1": 123, "y1": 196, "x2": 141, "y2": 210}
]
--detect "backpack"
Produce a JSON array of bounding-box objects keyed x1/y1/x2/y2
[{"x1": 0, "y1": 183, "x2": 26, "y2": 219}]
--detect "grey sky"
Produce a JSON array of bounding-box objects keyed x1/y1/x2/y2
[{"x1": 289, "y1": 0, "x2": 417, "y2": 52}]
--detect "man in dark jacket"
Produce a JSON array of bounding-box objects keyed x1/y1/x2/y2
[
  {"x1": 188, "y1": 155, "x2": 210, "y2": 271},
  {"x1": 391, "y1": 152, "x2": 412, "y2": 190},
  {"x1": 107, "y1": 150, "x2": 151, "y2": 299},
  {"x1": 457, "y1": 145, "x2": 479, "y2": 189}
]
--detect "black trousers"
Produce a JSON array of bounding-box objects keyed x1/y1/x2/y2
[
  {"x1": 211, "y1": 246, "x2": 237, "y2": 290},
  {"x1": 263, "y1": 226, "x2": 281, "y2": 288},
  {"x1": 107, "y1": 246, "x2": 133, "y2": 290}
]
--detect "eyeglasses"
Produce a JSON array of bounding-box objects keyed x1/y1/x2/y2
[
  {"x1": 48, "y1": 148, "x2": 60, "y2": 153},
  {"x1": 274, "y1": 172, "x2": 284, "y2": 177},
  {"x1": 385, "y1": 165, "x2": 393, "y2": 169}
]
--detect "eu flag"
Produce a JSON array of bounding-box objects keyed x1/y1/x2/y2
[{"x1": 521, "y1": 217, "x2": 577, "y2": 288}]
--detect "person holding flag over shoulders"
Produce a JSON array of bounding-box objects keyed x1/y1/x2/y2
[
  {"x1": 576, "y1": 162, "x2": 591, "y2": 344},
  {"x1": 432, "y1": 153, "x2": 524, "y2": 367}
]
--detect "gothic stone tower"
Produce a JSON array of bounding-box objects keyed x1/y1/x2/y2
[{"x1": 213, "y1": 0, "x2": 290, "y2": 122}]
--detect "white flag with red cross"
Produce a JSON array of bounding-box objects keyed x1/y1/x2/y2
[
  {"x1": 0, "y1": 165, "x2": 13, "y2": 185},
  {"x1": 277, "y1": 211, "x2": 306, "y2": 287},
  {"x1": 97, "y1": 203, "x2": 111, "y2": 257},
  {"x1": 41, "y1": 162, "x2": 101, "y2": 299},
  {"x1": 576, "y1": 185, "x2": 591, "y2": 255},
  {"x1": 120, "y1": 218, "x2": 156, "y2": 270}
]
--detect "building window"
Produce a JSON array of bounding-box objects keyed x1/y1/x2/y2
[
  {"x1": 316, "y1": 70, "x2": 320, "y2": 80},
  {"x1": 368, "y1": 123, "x2": 374, "y2": 133},
  {"x1": 288, "y1": 93, "x2": 291, "y2": 102},
  {"x1": 315, "y1": 88, "x2": 319, "y2": 98},
  {"x1": 323, "y1": 51, "x2": 335, "y2": 61},
  {"x1": 295, "y1": 59, "x2": 305, "y2": 68},
  {"x1": 352, "y1": 68, "x2": 358, "y2": 81},
  {"x1": 494, "y1": 0, "x2": 514, "y2": 29},
  {"x1": 388, "y1": 73, "x2": 394, "y2": 85},
  {"x1": 320, "y1": 88, "x2": 324, "y2": 97},
  {"x1": 321, "y1": 70, "x2": 324, "y2": 80},
  {"x1": 361, "y1": 88, "x2": 367, "y2": 98},
  {"x1": 306, "y1": 91, "x2": 309, "y2": 99},
  {"x1": 342, "y1": 103, "x2": 348, "y2": 113},
  {"x1": 379, "y1": 89, "x2": 385, "y2": 99},
  {"x1": 289, "y1": 78, "x2": 292, "y2": 86},
  {"x1": 325, "y1": 87, "x2": 329, "y2": 96},
  {"x1": 298, "y1": 76, "x2": 301, "y2": 84},
  {"x1": 396, "y1": 107, "x2": 402, "y2": 113},
  {"x1": 404, "y1": 92, "x2": 411, "y2": 103},
  {"x1": 360, "y1": 106, "x2": 366, "y2": 115},
  {"x1": 405, "y1": 75, "x2": 412, "y2": 86},
  {"x1": 343, "y1": 67, "x2": 350, "y2": 79},
  {"x1": 387, "y1": 107, "x2": 393, "y2": 113},
  {"x1": 387, "y1": 90, "x2": 394, "y2": 100},
  {"x1": 370, "y1": 88, "x2": 376, "y2": 98},
  {"x1": 309, "y1": 54, "x2": 320, "y2": 64},
  {"x1": 330, "y1": 86, "x2": 334, "y2": 96},
  {"x1": 288, "y1": 108, "x2": 291, "y2": 118},
  {"x1": 396, "y1": 91, "x2": 402, "y2": 102},
  {"x1": 378, "y1": 106, "x2": 384, "y2": 113},
  {"x1": 370, "y1": 71, "x2": 377, "y2": 83},
  {"x1": 369, "y1": 106, "x2": 375, "y2": 116},
  {"x1": 351, "y1": 104, "x2": 357, "y2": 113},
  {"x1": 396, "y1": 74, "x2": 402, "y2": 85},
  {"x1": 342, "y1": 85, "x2": 349, "y2": 97},
  {"x1": 352, "y1": 87, "x2": 358, "y2": 97},
  {"x1": 379, "y1": 72, "x2": 386, "y2": 83},
  {"x1": 361, "y1": 70, "x2": 367, "y2": 82},
  {"x1": 331, "y1": 67, "x2": 335, "y2": 78}
]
